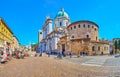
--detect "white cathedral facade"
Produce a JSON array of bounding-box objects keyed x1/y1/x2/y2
[{"x1": 39, "y1": 8, "x2": 70, "y2": 53}]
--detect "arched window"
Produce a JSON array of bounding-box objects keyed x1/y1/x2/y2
[
  {"x1": 92, "y1": 26, "x2": 94, "y2": 28},
  {"x1": 74, "y1": 26, "x2": 76, "y2": 29},
  {"x1": 83, "y1": 24, "x2": 85, "y2": 28},
  {"x1": 96, "y1": 36, "x2": 98, "y2": 41},
  {"x1": 106, "y1": 47, "x2": 108, "y2": 50},
  {"x1": 78, "y1": 25, "x2": 80, "y2": 28},
  {"x1": 72, "y1": 36, "x2": 74, "y2": 38},
  {"x1": 60, "y1": 22, "x2": 62, "y2": 26},
  {"x1": 92, "y1": 46, "x2": 95, "y2": 51},
  {"x1": 95, "y1": 28, "x2": 97, "y2": 31},
  {"x1": 104, "y1": 47, "x2": 106, "y2": 51},
  {"x1": 86, "y1": 35, "x2": 89, "y2": 38},
  {"x1": 98, "y1": 46, "x2": 100, "y2": 51},
  {"x1": 40, "y1": 32, "x2": 42, "y2": 34},
  {"x1": 88, "y1": 25, "x2": 90, "y2": 28}
]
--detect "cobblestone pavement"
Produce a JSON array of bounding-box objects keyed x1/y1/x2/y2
[
  {"x1": 0, "y1": 55, "x2": 120, "y2": 77},
  {"x1": 63, "y1": 55, "x2": 120, "y2": 67},
  {"x1": 51, "y1": 55, "x2": 120, "y2": 67},
  {"x1": 62, "y1": 55, "x2": 120, "y2": 76}
]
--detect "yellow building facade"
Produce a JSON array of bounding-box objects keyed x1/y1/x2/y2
[
  {"x1": 0, "y1": 18, "x2": 14, "y2": 52},
  {"x1": 12, "y1": 36, "x2": 19, "y2": 51}
]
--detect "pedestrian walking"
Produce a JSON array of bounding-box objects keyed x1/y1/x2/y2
[
  {"x1": 15, "y1": 51, "x2": 19, "y2": 59},
  {"x1": 39, "y1": 52, "x2": 42, "y2": 57},
  {"x1": 57, "y1": 52, "x2": 62, "y2": 59},
  {"x1": 48, "y1": 51, "x2": 50, "y2": 57},
  {"x1": 69, "y1": 52, "x2": 72, "y2": 58}
]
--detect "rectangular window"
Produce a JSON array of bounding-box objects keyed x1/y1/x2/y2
[
  {"x1": 95, "y1": 28, "x2": 97, "y2": 31},
  {"x1": 88, "y1": 25, "x2": 90, "y2": 28},
  {"x1": 60, "y1": 22, "x2": 62, "y2": 26},
  {"x1": 40, "y1": 32, "x2": 42, "y2": 34},
  {"x1": 78, "y1": 25, "x2": 80, "y2": 28},
  {"x1": 92, "y1": 26, "x2": 94, "y2": 28},
  {"x1": 74, "y1": 26, "x2": 76, "y2": 29},
  {"x1": 83, "y1": 24, "x2": 85, "y2": 28},
  {"x1": 96, "y1": 36, "x2": 97, "y2": 41}
]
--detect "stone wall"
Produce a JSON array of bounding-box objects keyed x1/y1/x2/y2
[
  {"x1": 90, "y1": 42, "x2": 109, "y2": 55},
  {"x1": 67, "y1": 21, "x2": 99, "y2": 41}
]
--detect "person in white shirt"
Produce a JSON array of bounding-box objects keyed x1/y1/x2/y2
[{"x1": 1, "y1": 53, "x2": 7, "y2": 64}]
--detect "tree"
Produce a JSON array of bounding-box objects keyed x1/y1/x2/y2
[
  {"x1": 31, "y1": 43, "x2": 38, "y2": 51},
  {"x1": 118, "y1": 40, "x2": 120, "y2": 50},
  {"x1": 114, "y1": 40, "x2": 118, "y2": 53}
]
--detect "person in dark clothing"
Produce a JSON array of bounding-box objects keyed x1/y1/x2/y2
[
  {"x1": 57, "y1": 52, "x2": 62, "y2": 59},
  {"x1": 62, "y1": 49, "x2": 66, "y2": 57},
  {"x1": 69, "y1": 52, "x2": 72, "y2": 58}
]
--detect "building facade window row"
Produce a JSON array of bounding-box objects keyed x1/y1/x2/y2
[
  {"x1": 69, "y1": 24, "x2": 97, "y2": 31},
  {"x1": 92, "y1": 46, "x2": 109, "y2": 51}
]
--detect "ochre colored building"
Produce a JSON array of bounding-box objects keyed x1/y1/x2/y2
[
  {"x1": 0, "y1": 18, "x2": 19, "y2": 53},
  {"x1": 58, "y1": 20, "x2": 109, "y2": 56},
  {"x1": 12, "y1": 36, "x2": 19, "y2": 51}
]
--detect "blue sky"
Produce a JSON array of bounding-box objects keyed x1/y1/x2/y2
[{"x1": 0, "y1": 0, "x2": 120, "y2": 45}]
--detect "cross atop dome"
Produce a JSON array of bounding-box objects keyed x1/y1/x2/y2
[{"x1": 61, "y1": 8, "x2": 64, "y2": 12}]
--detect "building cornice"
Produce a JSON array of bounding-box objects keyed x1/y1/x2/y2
[
  {"x1": 0, "y1": 18, "x2": 13, "y2": 34},
  {"x1": 67, "y1": 20, "x2": 99, "y2": 28}
]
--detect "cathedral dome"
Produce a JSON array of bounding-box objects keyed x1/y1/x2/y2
[{"x1": 55, "y1": 8, "x2": 69, "y2": 19}]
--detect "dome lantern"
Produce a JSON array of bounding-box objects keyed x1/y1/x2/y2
[{"x1": 55, "y1": 8, "x2": 69, "y2": 19}]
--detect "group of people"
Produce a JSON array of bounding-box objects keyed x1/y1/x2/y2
[
  {"x1": 0, "y1": 50, "x2": 28, "y2": 64},
  {"x1": 50, "y1": 50, "x2": 73, "y2": 59},
  {"x1": 0, "y1": 51, "x2": 11, "y2": 64},
  {"x1": 13, "y1": 51, "x2": 26, "y2": 59}
]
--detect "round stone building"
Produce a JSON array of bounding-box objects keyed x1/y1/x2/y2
[
  {"x1": 58, "y1": 20, "x2": 109, "y2": 56},
  {"x1": 67, "y1": 20, "x2": 99, "y2": 41}
]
